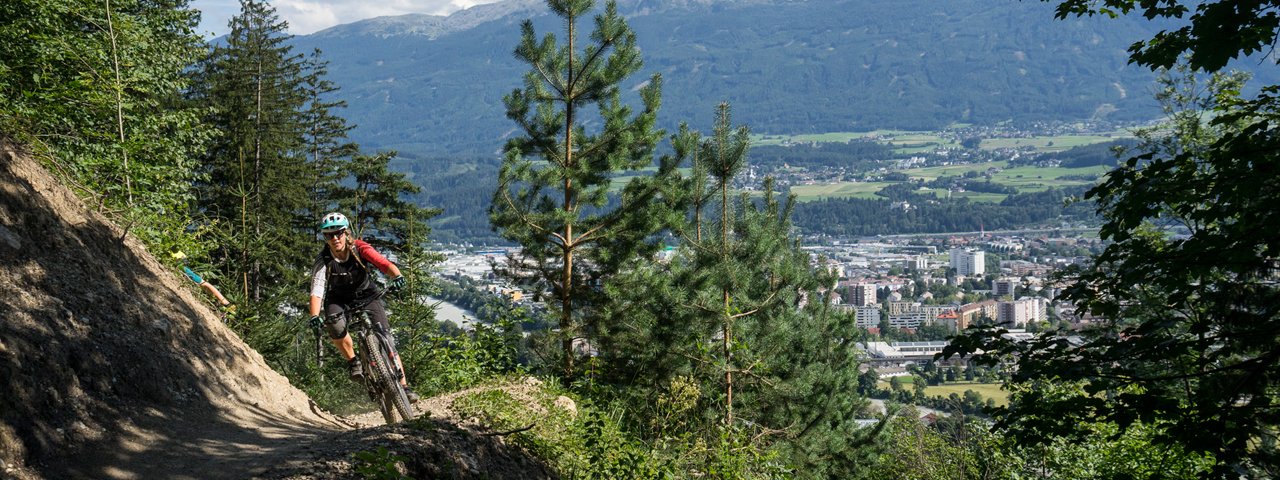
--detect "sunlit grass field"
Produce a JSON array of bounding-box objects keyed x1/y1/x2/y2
[
  {"x1": 878, "y1": 378, "x2": 1010, "y2": 407},
  {"x1": 788, "y1": 181, "x2": 890, "y2": 200},
  {"x1": 790, "y1": 160, "x2": 1111, "y2": 202},
  {"x1": 978, "y1": 134, "x2": 1126, "y2": 152},
  {"x1": 752, "y1": 129, "x2": 1129, "y2": 154},
  {"x1": 925, "y1": 382, "x2": 1009, "y2": 407}
]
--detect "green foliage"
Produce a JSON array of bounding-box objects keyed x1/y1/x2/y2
[
  {"x1": 489, "y1": 0, "x2": 681, "y2": 378},
  {"x1": 1049, "y1": 0, "x2": 1280, "y2": 72},
  {"x1": 192, "y1": 0, "x2": 315, "y2": 300},
  {"x1": 449, "y1": 383, "x2": 674, "y2": 478},
  {"x1": 0, "y1": 0, "x2": 213, "y2": 251},
  {"x1": 339, "y1": 150, "x2": 440, "y2": 252},
  {"x1": 352, "y1": 446, "x2": 411, "y2": 480},
  {"x1": 299, "y1": 48, "x2": 358, "y2": 226},
  {"x1": 411, "y1": 316, "x2": 526, "y2": 397},
  {"x1": 596, "y1": 105, "x2": 878, "y2": 479},
  {"x1": 946, "y1": 8, "x2": 1280, "y2": 472},
  {"x1": 869, "y1": 414, "x2": 978, "y2": 480}
]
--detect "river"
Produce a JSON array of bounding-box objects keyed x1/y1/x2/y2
[{"x1": 424, "y1": 296, "x2": 478, "y2": 330}]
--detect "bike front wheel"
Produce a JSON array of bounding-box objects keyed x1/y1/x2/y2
[{"x1": 361, "y1": 331, "x2": 415, "y2": 424}]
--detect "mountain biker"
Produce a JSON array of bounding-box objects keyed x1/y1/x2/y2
[
  {"x1": 171, "y1": 251, "x2": 235, "y2": 318},
  {"x1": 307, "y1": 212, "x2": 418, "y2": 403}
]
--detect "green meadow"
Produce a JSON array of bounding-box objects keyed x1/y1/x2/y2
[
  {"x1": 924, "y1": 382, "x2": 1010, "y2": 407},
  {"x1": 877, "y1": 378, "x2": 1010, "y2": 407},
  {"x1": 754, "y1": 129, "x2": 1129, "y2": 154},
  {"x1": 788, "y1": 181, "x2": 891, "y2": 200},
  {"x1": 790, "y1": 160, "x2": 1110, "y2": 202},
  {"x1": 978, "y1": 134, "x2": 1127, "y2": 152}
]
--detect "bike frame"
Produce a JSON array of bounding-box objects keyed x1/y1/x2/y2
[{"x1": 339, "y1": 288, "x2": 415, "y2": 424}]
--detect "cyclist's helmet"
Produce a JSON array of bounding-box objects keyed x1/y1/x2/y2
[{"x1": 320, "y1": 212, "x2": 349, "y2": 233}]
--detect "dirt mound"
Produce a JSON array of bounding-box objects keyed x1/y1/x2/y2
[{"x1": 0, "y1": 141, "x2": 554, "y2": 479}]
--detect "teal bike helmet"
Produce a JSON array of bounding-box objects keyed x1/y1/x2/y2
[{"x1": 320, "y1": 212, "x2": 349, "y2": 233}]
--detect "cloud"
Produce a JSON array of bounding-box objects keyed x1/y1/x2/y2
[{"x1": 191, "y1": 0, "x2": 504, "y2": 37}]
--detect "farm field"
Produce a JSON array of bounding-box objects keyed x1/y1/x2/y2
[
  {"x1": 789, "y1": 181, "x2": 890, "y2": 200},
  {"x1": 978, "y1": 134, "x2": 1128, "y2": 152},
  {"x1": 791, "y1": 161, "x2": 1110, "y2": 202},
  {"x1": 753, "y1": 129, "x2": 1128, "y2": 154},
  {"x1": 901, "y1": 161, "x2": 1011, "y2": 181},
  {"x1": 989, "y1": 164, "x2": 1110, "y2": 192}
]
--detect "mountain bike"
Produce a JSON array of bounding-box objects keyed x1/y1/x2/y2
[{"x1": 337, "y1": 288, "x2": 416, "y2": 424}]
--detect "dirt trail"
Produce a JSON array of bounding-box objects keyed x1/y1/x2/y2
[{"x1": 0, "y1": 141, "x2": 554, "y2": 479}]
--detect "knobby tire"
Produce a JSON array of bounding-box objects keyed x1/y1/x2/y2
[{"x1": 362, "y1": 331, "x2": 414, "y2": 424}]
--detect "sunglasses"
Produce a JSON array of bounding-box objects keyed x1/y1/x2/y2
[{"x1": 323, "y1": 229, "x2": 346, "y2": 240}]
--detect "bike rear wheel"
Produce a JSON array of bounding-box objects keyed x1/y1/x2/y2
[{"x1": 361, "y1": 331, "x2": 415, "y2": 424}]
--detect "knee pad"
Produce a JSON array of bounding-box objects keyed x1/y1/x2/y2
[{"x1": 324, "y1": 312, "x2": 348, "y2": 340}]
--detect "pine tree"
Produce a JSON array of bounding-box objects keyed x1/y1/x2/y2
[
  {"x1": 489, "y1": 0, "x2": 680, "y2": 379},
  {"x1": 599, "y1": 105, "x2": 878, "y2": 478},
  {"x1": 194, "y1": 0, "x2": 313, "y2": 301}
]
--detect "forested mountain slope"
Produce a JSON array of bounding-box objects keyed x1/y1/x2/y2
[
  {"x1": 0, "y1": 141, "x2": 551, "y2": 479},
  {"x1": 289, "y1": 0, "x2": 1239, "y2": 156}
]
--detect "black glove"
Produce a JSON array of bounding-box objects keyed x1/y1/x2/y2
[
  {"x1": 388, "y1": 275, "x2": 406, "y2": 294},
  {"x1": 309, "y1": 315, "x2": 323, "y2": 331}
]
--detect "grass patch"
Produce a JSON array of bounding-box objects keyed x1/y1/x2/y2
[
  {"x1": 877, "y1": 378, "x2": 1010, "y2": 407},
  {"x1": 978, "y1": 134, "x2": 1128, "y2": 153},
  {"x1": 988, "y1": 164, "x2": 1111, "y2": 192},
  {"x1": 923, "y1": 382, "x2": 1009, "y2": 407},
  {"x1": 788, "y1": 160, "x2": 1109, "y2": 202},
  {"x1": 901, "y1": 161, "x2": 1109, "y2": 193},
  {"x1": 789, "y1": 181, "x2": 889, "y2": 201},
  {"x1": 446, "y1": 379, "x2": 670, "y2": 477},
  {"x1": 901, "y1": 161, "x2": 1010, "y2": 181}
]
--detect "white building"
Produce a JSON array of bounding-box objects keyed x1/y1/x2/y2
[
  {"x1": 911, "y1": 255, "x2": 928, "y2": 270},
  {"x1": 846, "y1": 283, "x2": 877, "y2": 306},
  {"x1": 998, "y1": 297, "x2": 1047, "y2": 326},
  {"x1": 854, "y1": 306, "x2": 882, "y2": 329},
  {"x1": 888, "y1": 311, "x2": 930, "y2": 329},
  {"x1": 993, "y1": 277, "x2": 1019, "y2": 298},
  {"x1": 950, "y1": 248, "x2": 986, "y2": 276}
]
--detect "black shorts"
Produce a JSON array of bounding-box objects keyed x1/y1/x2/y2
[{"x1": 322, "y1": 297, "x2": 391, "y2": 340}]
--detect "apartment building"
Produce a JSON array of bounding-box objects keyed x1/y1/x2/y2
[
  {"x1": 993, "y1": 277, "x2": 1019, "y2": 298},
  {"x1": 998, "y1": 297, "x2": 1048, "y2": 326},
  {"x1": 949, "y1": 248, "x2": 986, "y2": 276}
]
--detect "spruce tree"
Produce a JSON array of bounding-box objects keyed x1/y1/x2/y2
[
  {"x1": 489, "y1": 0, "x2": 680, "y2": 379},
  {"x1": 299, "y1": 48, "x2": 358, "y2": 225},
  {"x1": 194, "y1": 0, "x2": 313, "y2": 301},
  {"x1": 338, "y1": 150, "x2": 440, "y2": 254}
]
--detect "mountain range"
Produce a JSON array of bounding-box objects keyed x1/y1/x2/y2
[
  {"x1": 284, "y1": 0, "x2": 1276, "y2": 244},
  {"x1": 288, "y1": 0, "x2": 1276, "y2": 158}
]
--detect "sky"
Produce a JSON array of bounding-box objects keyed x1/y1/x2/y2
[{"x1": 189, "y1": 0, "x2": 504, "y2": 37}]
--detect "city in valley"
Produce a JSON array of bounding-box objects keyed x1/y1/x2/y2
[{"x1": 434, "y1": 228, "x2": 1101, "y2": 366}]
